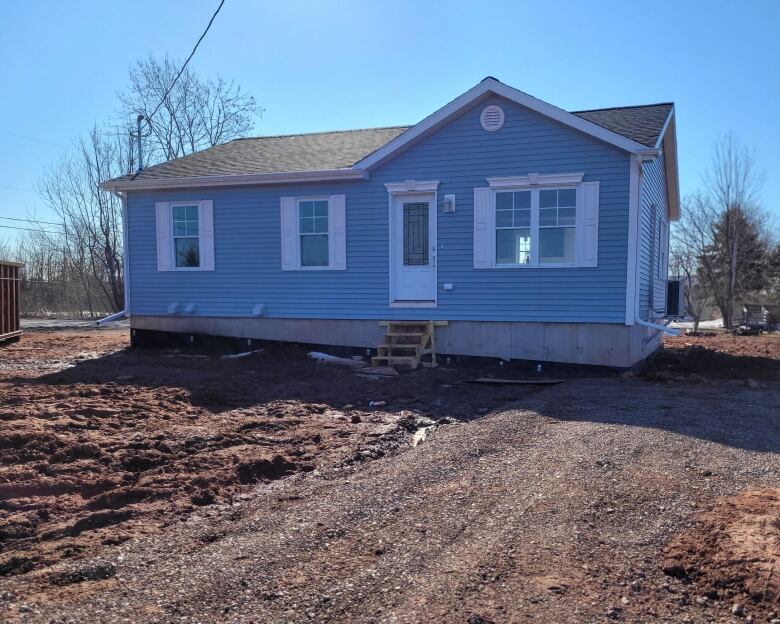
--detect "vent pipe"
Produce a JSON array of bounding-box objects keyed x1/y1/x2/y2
[{"x1": 136, "y1": 114, "x2": 144, "y2": 173}]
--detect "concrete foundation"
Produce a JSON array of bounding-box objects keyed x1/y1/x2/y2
[{"x1": 129, "y1": 315, "x2": 663, "y2": 368}]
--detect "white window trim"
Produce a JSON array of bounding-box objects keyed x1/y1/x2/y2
[
  {"x1": 384, "y1": 180, "x2": 440, "y2": 194},
  {"x1": 486, "y1": 182, "x2": 582, "y2": 269},
  {"x1": 170, "y1": 201, "x2": 203, "y2": 272},
  {"x1": 655, "y1": 208, "x2": 669, "y2": 281},
  {"x1": 295, "y1": 196, "x2": 332, "y2": 271},
  {"x1": 487, "y1": 172, "x2": 584, "y2": 189}
]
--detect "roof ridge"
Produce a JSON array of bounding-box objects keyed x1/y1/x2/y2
[
  {"x1": 571, "y1": 102, "x2": 674, "y2": 114},
  {"x1": 233, "y1": 125, "x2": 412, "y2": 142}
]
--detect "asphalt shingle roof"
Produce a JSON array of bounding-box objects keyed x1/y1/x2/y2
[
  {"x1": 116, "y1": 103, "x2": 672, "y2": 183},
  {"x1": 572, "y1": 103, "x2": 673, "y2": 149}
]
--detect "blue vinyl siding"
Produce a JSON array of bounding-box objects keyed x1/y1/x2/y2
[
  {"x1": 126, "y1": 95, "x2": 632, "y2": 323},
  {"x1": 638, "y1": 152, "x2": 669, "y2": 320}
]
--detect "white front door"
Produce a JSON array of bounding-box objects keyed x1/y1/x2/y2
[{"x1": 390, "y1": 193, "x2": 437, "y2": 303}]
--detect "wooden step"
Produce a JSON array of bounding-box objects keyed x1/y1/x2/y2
[
  {"x1": 377, "y1": 344, "x2": 421, "y2": 356},
  {"x1": 374, "y1": 320, "x2": 438, "y2": 371}
]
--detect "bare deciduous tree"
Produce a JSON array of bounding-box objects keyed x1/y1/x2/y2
[
  {"x1": 671, "y1": 135, "x2": 771, "y2": 329},
  {"x1": 18, "y1": 55, "x2": 260, "y2": 318},
  {"x1": 38, "y1": 126, "x2": 129, "y2": 313},
  {"x1": 118, "y1": 55, "x2": 261, "y2": 164},
  {"x1": 670, "y1": 194, "x2": 714, "y2": 331}
]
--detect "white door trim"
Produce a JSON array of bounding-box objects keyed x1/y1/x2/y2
[{"x1": 387, "y1": 184, "x2": 438, "y2": 307}]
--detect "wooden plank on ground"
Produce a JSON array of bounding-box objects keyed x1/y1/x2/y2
[{"x1": 469, "y1": 377, "x2": 564, "y2": 385}]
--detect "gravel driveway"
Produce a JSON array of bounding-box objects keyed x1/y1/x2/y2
[{"x1": 5, "y1": 376, "x2": 778, "y2": 623}]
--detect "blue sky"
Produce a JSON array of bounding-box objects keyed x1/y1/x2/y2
[{"x1": 1, "y1": 0, "x2": 778, "y2": 244}]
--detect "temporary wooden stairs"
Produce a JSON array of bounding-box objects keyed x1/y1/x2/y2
[{"x1": 372, "y1": 321, "x2": 437, "y2": 370}]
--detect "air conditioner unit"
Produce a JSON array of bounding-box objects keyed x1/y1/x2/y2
[{"x1": 666, "y1": 279, "x2": 685, "y2": 317}]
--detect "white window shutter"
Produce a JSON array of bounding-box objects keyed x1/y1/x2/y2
[
  {"x1": 155, "y1": 202, "x2": 172, "y2": 271},
  {"x1": 280, "y1": 197, "x2": 298, "y2": 271},
  {"x1": 578, "y1": 181, "x2": 599, "y2": 267},
  {"x1": 198, "y1": 200, "x2": 215, "y2": 271},
  {"x1": 329, "y1": 194, "x2": 347, "y2": 270},
  {"x1": 473, "y1": 187, "x2": 491, "y2": 269}
]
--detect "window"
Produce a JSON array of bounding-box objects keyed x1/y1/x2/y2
[
  {"x1": 172, "y1": 204, "x2": 200, "y2": 268},
  {"x1": 281, "y1": 195, "x2": 346, "y2": 271},
  {"x1": 298, "y1": 199, "x2": 329, "y2": 267},
  {"x1": 539, "y1": 189, "x2": 576, "y2": 264},
  {"x1": 493, "y1": 187, "x2": 576, "y2": 266},
  {"x1": 656, "y1": 213, "x2": 666, "y2": 279},
  {"x1": 495, "y1": 190, "x2": 531, "y2": 264},
  {"x1": 474, "y1": 174, "x2": 598, "y2": 270}
]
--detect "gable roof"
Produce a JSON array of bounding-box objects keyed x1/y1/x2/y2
[{"x1": 103, "y1": 77, "x2": 674, "y2": 191}]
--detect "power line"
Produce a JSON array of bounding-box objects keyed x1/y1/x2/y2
[
  {"x1": 0, "y1": 215, "x2": 63, "y2": 227},
  {"x1": 0, "y1": 224, "x2": 61, "y2": 234},
  {"x1": 0, "y1": 184, "x2": 38, "y2": 193},
  {"x1": 145, "y1": 0, "x2": 226, "y2": 123},
  {"x1": 0, "y1": 131, "x2": 68, "y2": 149}
]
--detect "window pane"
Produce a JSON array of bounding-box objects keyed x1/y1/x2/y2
[
  {"x1": 186, "y1": 205, "x2": 199, "y2": 220},
  {"x1": 314, "y1": 216, "x2": 329, "y2": 234},
  {"x1": 299, "y1": 201, "x2": 314, "y2": 218},
  {"x1": 558, "y1": 206, "x2": 576, "y2": 226},
  {"x1": 313, "y1": 201, "x2": 329, "y2": 217},
  {"x1": 539, "y1": 190, "x2": 557, "y2": 209},
  {"x1": 299, "y1": 217, "x2": 314, "y2": 233},
  {"x1": 496, "y1": 209, "x2": 513, "y2": 227},
  {"x1": 513, "y1": 191, "x2": 531, "y2": 209},
  {"x1": 496, "y1": 228, "x2": 531, "y2": 265},
  {"x1": 301, "y1": 234, "x2": 328, "y2": 266},
  {"x1": 496, "y1": 192, "x2": 513, "y2": 210},
  {"x1": 515, "y1": 208, "x2": 531, "y2": 228},
  {"x1": 540, "y1": 227, "x2": 575, "y2": 264},
  {"x1": 173, "y1": 221, "x2": 188, "y2": 236},
  {"x1": 403, "y1": 202, "x2": 429, "y2": 266},
  {"x1": 172, "y1": 205, "x2": 187, "y2": 220},
  {"x1": 558, "y1": 189, "x2": 576, "y2": 207},
  {"x1": 540, "y1": 207, "x2": 557, "y2": 227},
  {"x1": 175, "y1": 238, "x2": 200, "y2": 268}
]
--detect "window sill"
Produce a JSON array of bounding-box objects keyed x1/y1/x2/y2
[
  {"x1": 390, "y1": 301, "x2": 437, "y2": 309},
  {"x1": 489, "y1": 263, "x2": 580, "y2": 269}
]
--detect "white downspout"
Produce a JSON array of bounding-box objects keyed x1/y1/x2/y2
[
  {"x1": 636, "y1": 317, "x2": 680, "y2": 335},
  {"x1": 97, "y1": 188, "x2": 130, "y2": 326}
]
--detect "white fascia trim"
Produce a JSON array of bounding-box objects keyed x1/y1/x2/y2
[
  {"x1": 487, "y1": 172, "x2": 584, "y2": 188},
  {"x1": 355, "y1": 78, "x2": 652, "y2": 171},
  {"x1": 384, "y1": 180, "x2": 440, "y2": 194},
  {"x1": 652, "y1": 106, "x2": 680, "y2": 221},
  {"x1": 100, "y1": 168, "x2": 368, "y2": 192},
  {"x1": 654, "y1": 107, "x2": 675, "y2": 150},
  {"x1": 625, "y1": 155, "x2": 642, "y2": 326}
]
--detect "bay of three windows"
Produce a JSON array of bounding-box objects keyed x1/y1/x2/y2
[{"x1": 495, "y1": 187, "x2": 576, "y2": 266}]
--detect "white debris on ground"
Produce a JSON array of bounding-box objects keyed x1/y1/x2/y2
[{"x1": 308, "y1": 351, "x2": 368, "y2": 368}]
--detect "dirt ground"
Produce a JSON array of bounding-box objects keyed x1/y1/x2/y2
[{"x1": 1, "y1": 328, "x2": 779, "y2": 623}]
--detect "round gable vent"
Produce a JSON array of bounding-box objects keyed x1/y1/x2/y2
[{"x1": 480, "y1": 105, "x2": 505, "y2": 132}]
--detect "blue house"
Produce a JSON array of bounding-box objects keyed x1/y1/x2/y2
[{"x1": 102, "y1": 77, "x2": 680, "y2": 368}]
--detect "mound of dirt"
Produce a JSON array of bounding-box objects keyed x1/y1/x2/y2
[
  {"x1": 662, "y1": 488, "x2": 780, "y2": 614},
  {"x1": 656, "y1": 334, "x2": 780, "y2": 381}
]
